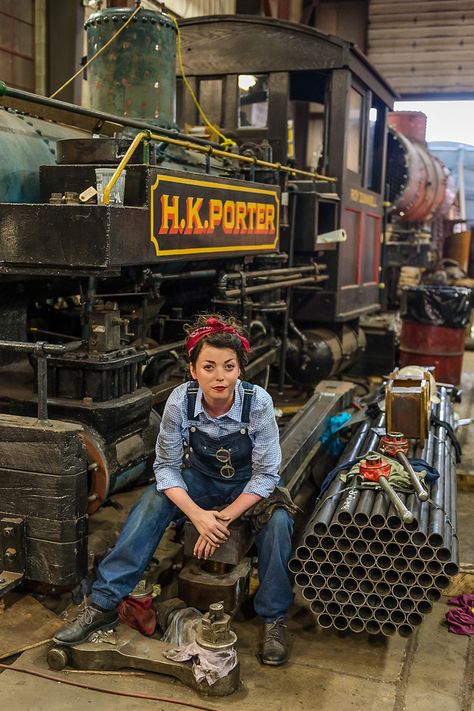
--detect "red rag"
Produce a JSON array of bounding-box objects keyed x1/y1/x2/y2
[{"x1": 118, "y1": 595, "x2": 156, "y2": 636}]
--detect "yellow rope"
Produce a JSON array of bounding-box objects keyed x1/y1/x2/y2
[
  {"x1": 167, "y1": 14, "x2": 236, "y2": 149},
  {"x1": 49, "y1": 4, "x2": 142, "y2": 99}
]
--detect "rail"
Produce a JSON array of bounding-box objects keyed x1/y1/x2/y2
[{"x1": 102, "y1": 130, "x2": 337, "y2": 205}]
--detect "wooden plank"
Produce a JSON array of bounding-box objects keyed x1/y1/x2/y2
[
  {"x1": 445, "y1": 564, "x2": 474, "y2": 596},
  {"x1": 0, "y1": 593, "x2": 64, "y2": 660},
  {"x1": 0, "y1": 415, "x2": 85, "y2": 476},
  {"x1": 0, "y1": 468, "x2": 87, "y2": 519},
  {"x1": 0, "y1": 510, "x2": 87, "y2": 542},
  {"x1": 26, "y1": 536, "x2": 88, "y2": 584}
]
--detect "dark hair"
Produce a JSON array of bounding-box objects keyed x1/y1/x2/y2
[{"x1": 184, "y1": 313, "x2": 249, "y2": 376}]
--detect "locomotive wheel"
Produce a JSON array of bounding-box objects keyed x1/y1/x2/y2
[{"x1": 47, "y1": 646, "x2": 69, "y2": 671}]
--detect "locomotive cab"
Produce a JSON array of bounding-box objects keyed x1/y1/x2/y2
[{"x1": 178, "y1": 15, "x2": 397, "y2": 322}]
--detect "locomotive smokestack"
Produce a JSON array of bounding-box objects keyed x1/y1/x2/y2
[{"x1": 85, "y1": 7, "x2": 177, "y2": 129}]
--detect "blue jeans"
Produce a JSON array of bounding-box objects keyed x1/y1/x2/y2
[{"x1": 91, "y1": 468, "x2": 294, "y2": 622}]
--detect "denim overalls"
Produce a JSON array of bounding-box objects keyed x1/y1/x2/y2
[
  {"x1": 91, "y1": 381, "x2": 294, "y2": 622},
  {"x1": 185, "y1": 379, "x2": 254, "y2": 483}
]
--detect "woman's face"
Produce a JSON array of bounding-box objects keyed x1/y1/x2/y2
[{"x1": 190, "y1": 343, "x2": 240, "y2": 412}]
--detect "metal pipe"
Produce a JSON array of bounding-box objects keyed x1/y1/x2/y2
[
  {"x1": 320, "y1": 562, "x2": 334, "y2": 576},
  {"x1": 399, "y1": 599, "x2": 415, "y2": 613},
  {"x1": 369, "y1": 540, "x2": 384, "y2": 555},
  {"x1": 426, "y1": 560, "x2": 442, "y2": 574},
  {"x1": 343, "y1": 551, "x2": 358, "y2": 566},
  {"x1": 366, "y1": 620, "x2": 381, "y2": 635},
  {"x1": 399, "y1": 624, "x2": 414, "y2": 637},
  {"x1": 368, "y1": 568, "x2": 384, "y2": 582},
  {"x1": 310, "y1": 600, "x2": 325, "y2": 615},
  {"x1": 333, "y1": 616, "x2": 349, "y2": 631},
  {"x1": 335, "y1": 477, "x2": 362, "y2": 525},
  {"x1": 426, "y1": 588, "x2": 441, "y2": 602},
  {"x1": 345, "y1": 525, "x2": 360, "y2": 540},
  {"x1": 342, "y1": 603, "x2": 356, "y2": 618},
  {"x1": 370, "y1": 491, "x2": 391, "y2": 528},
  {"x1": 303, "y1": 560, "x2": 318, "y2": 575},
  {"x1": 351, "y1": 592, "x2": 366, "y2": 606},
  {"x1": 311, "y1": 574, "x2": 325, "y2": 589},
  {"x1": 335, "y1": 590, "x2": 350, "y2": 604},
  {"x1": 417, "y1": 573, "x2": 433, "y2": 588},
  {"x1": 352, "y1": 539, "x2": 368, "y2": 553},
  {"x1": 394, "y1": 529, "x2": 410, "y2": 544},
  {"x1": 417, "y1": 600, "x2": 432, "y2": 615},
  {"x1": 374, "y1": 608, "x2": 389, "y2": 622},
  {"x1": 302, "y1": 587, "x2": 317, "y2": 601},
  {"x1": 428, "y1": 389, "x2": 447, "y2": 546},
  {"x1": 326, "y1": 602, "x2": 341, "y2": 616},
  {"x1": 317, "y1": 614, "x2": 333, "y2": 629},
  {"x1": 391, "y1": 609, "x2": 406, "y2": 624},
  {"x1": 360, "y1": 527, "x2": 377, "y2": 542},
  {"x1": 349, "y1": 618, "x2": 364, "y2": 633},
  {"x1": 319, "y1": 588, "x2": 333, "y2": 602},
  {"x1": 381, "y1": 622, "x2": 396, "y2": 636}
]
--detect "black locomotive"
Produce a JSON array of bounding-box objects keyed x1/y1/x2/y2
[{"x1": 1, "y1": 9, "x2": 443, "y2": 594}]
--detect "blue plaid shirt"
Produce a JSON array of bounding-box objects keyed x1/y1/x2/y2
[{"x1": 153, "y1": 379, "x2": 281, "y2": 498}]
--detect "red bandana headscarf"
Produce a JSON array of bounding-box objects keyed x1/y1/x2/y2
[{"x1": 185, "y1": 317, "x2": 251, "y2": 356}]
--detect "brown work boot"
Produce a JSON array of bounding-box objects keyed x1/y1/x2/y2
[{"x1": 261, "y1": 618, "x2": 289, "y2": 665}]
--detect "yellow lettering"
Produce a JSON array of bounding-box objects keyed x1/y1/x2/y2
[
  {"x1": 255, "y1": 203, "x2": 266, "y2": 233},
  {"x1": 246, "y1": 203, "x2": 257, "y2": 232},
  {"x1": 184, "y1": 197, "x2": 204, "y2": 234},
  {"x1": 265, "y1": 204, "x2": 275, "y2": 233},
  {"x1": 159, "y1": 194, "x2": 180, "y2": 234},
  {"x1": 209, "y1": 199, "x2": 223, "y2": 233},
  {"x1": 233, "y1": 201, "x2": 248, "y2": 234},
  {"x1": 223, "y1": 200, "x2": 235, "y2": 234}
]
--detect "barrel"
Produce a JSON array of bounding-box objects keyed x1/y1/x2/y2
[{"x1": 399, "y1": 286, "x2": 472, "y2": 384}]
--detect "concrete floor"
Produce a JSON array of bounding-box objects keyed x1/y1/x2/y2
[{"x1": 0, "y1": 357, "x2": 473, "y2": 710}]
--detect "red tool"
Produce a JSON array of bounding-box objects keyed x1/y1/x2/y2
[
  {"x1": 359, "y1": 453, "x2": 414, "y2": 524},
  {"x1": 379, "y1": 432, "x2": 428, "y2": 502}
]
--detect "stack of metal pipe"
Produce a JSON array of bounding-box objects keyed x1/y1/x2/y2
[{"x1": 290, "y1": 387, "x2": 458, "y2": 637}]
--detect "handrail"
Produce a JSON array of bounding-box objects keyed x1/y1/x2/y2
[{"x1": 102, "y1": 130, "x2": 337, "y2": 204}]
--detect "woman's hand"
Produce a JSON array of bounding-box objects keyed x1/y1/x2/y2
[
  {"x1": 193, "y1": 535, "x2": 218, "y2": 560},
  {"x1": 190, "y1": 508, "x2": 231, "y2": 546}
]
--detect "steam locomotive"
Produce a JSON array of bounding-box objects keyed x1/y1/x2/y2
[{"x1": 0, "y1": 9, "x2": 454, "y2": 593}]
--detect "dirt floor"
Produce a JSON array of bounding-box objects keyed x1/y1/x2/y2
[{"x1": 0, "y1": 356, "x2": 473, "y2": 711}]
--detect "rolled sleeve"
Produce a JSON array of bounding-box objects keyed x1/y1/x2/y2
[
  {"x1": 243, "y1": 386, "x2": 281, "y2": 498},
  {"x1": 153, "y1": 384, "x2": 188, "y2": 492}
]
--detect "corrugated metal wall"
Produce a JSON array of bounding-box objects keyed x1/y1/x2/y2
[
  {"x1": 368, "y1": 0, "x2": 474, "y2": 97},
  {"x1": 0, "y1": 0, "x2": 35, "y2": 91},
  {"x1": 143, "y1": 0, "x2": 236, "y2": 17}
]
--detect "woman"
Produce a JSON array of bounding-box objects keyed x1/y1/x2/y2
[{"x1": 54, "y1": 314, "x2": 293, "y2": 665}]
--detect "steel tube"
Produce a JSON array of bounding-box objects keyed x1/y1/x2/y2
[{"x1": 349, "y1": 618, "x2": 364, "y2": 632}]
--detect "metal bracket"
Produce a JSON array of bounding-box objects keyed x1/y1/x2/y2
[{"x1": 0, "y1": 516, "x2": 25, "y2": 596}]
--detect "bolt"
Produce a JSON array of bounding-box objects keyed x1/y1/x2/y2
[
  {"x1": 5, "y1": 547, "x2": 16, "y2": 561},
  {"x1": 2, "y1": 527, "x2": 14, "y2": 537}
]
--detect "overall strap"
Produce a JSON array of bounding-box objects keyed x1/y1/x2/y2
[
  {"x1": 187, "y1": 380, "x2": 199, "y2": 420},
  {"x1": 240, "y1": 381, "x2": 255, "y2": 425}
]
